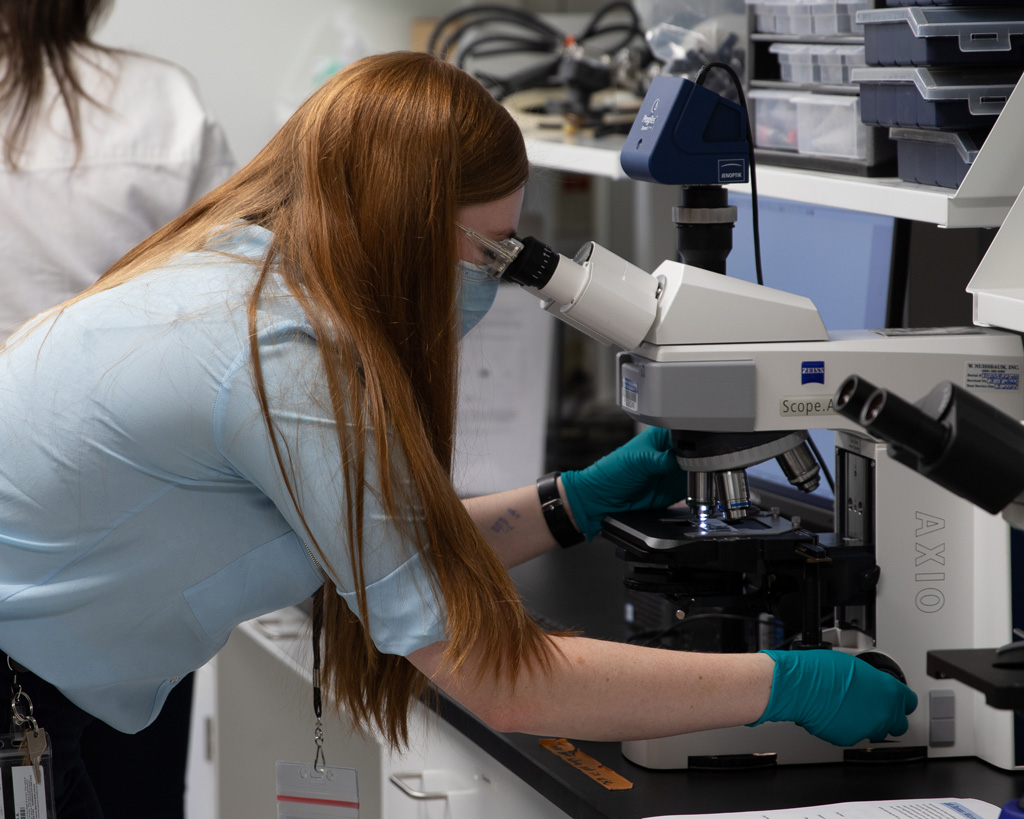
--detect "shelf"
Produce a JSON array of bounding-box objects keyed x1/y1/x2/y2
[
  {"x1": 526, "y1": 130, "x2": 1015, "y2": 228},
  {"x1": 524, "y1": 131, "x2": 633, "y2": 181},
  {"x1": 743, "y1": 165, "x2": 1013, "y2": 228},
  {"x1": 523, "y1": 76, "x2": 1024, "y2": 229},
  {"x1": 751, "y1": 79, "x2": 860, "y2": 95}
]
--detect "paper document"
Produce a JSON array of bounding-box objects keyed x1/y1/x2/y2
[
  {"x1": 646, "y1": 798, "x2": 1004, "y2": 819},
  {"x1": 454, "y1": 283, "x2": 555, "y2": 496}
]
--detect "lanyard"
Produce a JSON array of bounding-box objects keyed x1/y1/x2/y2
[{"x1": 312, "y1": 589, "x2": 325, "y2": 773}]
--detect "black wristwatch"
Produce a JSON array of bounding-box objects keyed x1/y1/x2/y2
[{"x1": 537, "y1": 471, "x2": 585, "y2": 548}]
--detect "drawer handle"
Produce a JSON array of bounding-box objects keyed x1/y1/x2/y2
[{"x1": 389, "y1": 772, "x2": 450, "y2": 801}]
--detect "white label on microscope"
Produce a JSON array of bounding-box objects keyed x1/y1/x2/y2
[
  {"x1": 965, "y1": 361, "x2": 1020, "y2": 391},
  {"x1": 780, "y1": 396, "x2": 835, "y2": 417},
  {"x1": 622, "y1": 377, "x2": 639, "y2": 412}
]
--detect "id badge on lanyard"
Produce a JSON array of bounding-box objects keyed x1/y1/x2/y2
[
  {"x1": 0, "y1": 731, "x2": 54, "y2": 819},
  {"x1": 275, "y1": 590, "x2": 359, "y2": 817},
  {"x1": 276, "y1": 762, "x2": 358, "y2": 819}
]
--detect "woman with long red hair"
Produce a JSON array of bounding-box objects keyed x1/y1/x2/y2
[{"x1": 0, "y1": 50, "x2": 915, "y2": 816}]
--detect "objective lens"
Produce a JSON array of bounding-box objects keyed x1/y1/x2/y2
[
  {"x1": 715, "y1": 470, "x2": 751, "y2": 521},
  {"x1": 687, "y1": 471, "x2": 716, "y2": 523},
  {"x1": 776, "y1": 442, "x2": 821, "y2": 493}
]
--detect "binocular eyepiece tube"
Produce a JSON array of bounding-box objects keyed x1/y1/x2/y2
[{"x1": 834, "y1": 374, "x2": 949, "y2": 462}]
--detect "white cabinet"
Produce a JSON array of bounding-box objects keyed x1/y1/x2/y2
[{"x1": 214, "y1": 609, "x2": 570, "y2": 819}]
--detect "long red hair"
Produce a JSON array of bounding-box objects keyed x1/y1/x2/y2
[{"x1": 93, "y1": 51, "x2": 553, "y2": 747}]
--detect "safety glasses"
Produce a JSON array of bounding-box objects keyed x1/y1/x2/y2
[{"x1": 457, "y1": 223, "x2": 524, "y2": 279}]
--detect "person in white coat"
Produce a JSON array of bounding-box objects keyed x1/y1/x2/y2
[
  {"x1": 0, "y1": 0, "x2": 235, "y2": 339},
  {"x1": 0, "y1": 1, "x2": 235, "y2": 816}
]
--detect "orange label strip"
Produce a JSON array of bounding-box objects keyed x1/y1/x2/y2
[{"x1": 539, "y1": 738, "x2": 633, "y2": 791}]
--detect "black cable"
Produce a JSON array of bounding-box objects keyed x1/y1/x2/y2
[
  {"x1": 439, "y1": 21, "x2": 558, "y2": 65},
  {"x1": 429, "y1": 6, "x2": 561, "y2": 59},
  {"x1": 583, "y1": 23, "x2": 640, "y2": 37},
  {"x1": 579, "y1": 25, "x2": 642, "y2": 54},
  {"x1": 694, "y1": 61, "x2": 764, "y2": 287},
  {"x1": 579, "y1": 1, "x2": 641, "y2": 39},
  {"x1": 578, "y1": 2, "x2": 643, "y2": 53},
  {"x1": 431, "y1": 5, "x2": 562, "y2": 48},
  {"x1": 454, "y1": 35, "x2": 554, "y2": 69},
  {"x1": 473, "y1": 57, "x2": 564, "y2": 100},
  {"x1": 430, "y1": 3, "x2": 647, "y2": 106}
]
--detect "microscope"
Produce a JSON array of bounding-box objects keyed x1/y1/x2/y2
[{"x1": 498, "y1": 73, "x2": 1024, "y2": 770}]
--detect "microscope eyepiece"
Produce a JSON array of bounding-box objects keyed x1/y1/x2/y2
[
  {"x1": 862, "y1": 389, "x2": 886, "y2": 424},
  {"x1": 858, "y1": 386, "x2": 949, "y2": 461},
  {"x1": 834, "y1": 374, "x2": 881, "y2": 423},
  {"x1": 501, "y1": 235, "x2": 560, "y2": 290},
  {"x1": 834, "y1": 374, "x2": 949, "y2": 462}
]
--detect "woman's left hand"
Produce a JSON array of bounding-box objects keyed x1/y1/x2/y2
[{"x1": 561, "y1": 426, "x2": 687, "y2": 541}]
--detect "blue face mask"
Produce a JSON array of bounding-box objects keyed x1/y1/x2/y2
[{"x1": 457, "y1": 261, "x2": 500, "y2": 338}]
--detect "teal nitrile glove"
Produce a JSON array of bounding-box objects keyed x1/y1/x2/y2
[
  {"x1": 749, "y1": 649, "x2": 918, "y2": 746},
  {"x1": 560, "y1": 426, "x2": 688, "y2": 541}
]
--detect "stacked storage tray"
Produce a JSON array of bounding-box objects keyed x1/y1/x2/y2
[
  {"x1": 858, "y1": 7, "x2": 1024, "y2": 67},
  {"x1": 887, "y1": 127, "x2": 986, "y2": 187},
  {"x1": 854, "y1": 4, "x2": 1024, "y2": 188},
  {"x1": 853, "y1": 67, "x2": 1019, "y2": 129}
]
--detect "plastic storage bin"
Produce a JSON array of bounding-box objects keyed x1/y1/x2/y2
[
  {"x1": 813, "y1": 0, "x2": 871, "y2": 34},
  {"x1": 853, "y1": 66, "x2": 1020, "y2": 129},
  {"x1": 770, "y1": 43, "x2": 820, "y2": 83},
  {"x1": 779, "y1": 1, "x2": 816, "y2": 35},
  {"x1": 795, "y1": 93, "x2": 872, "y2": 159},
  {"x1": 889, "y1": 126, "x2": 986, "y2": 188},
  {"x1": 818, "y1": 45, "x2": 866, "y2": 85},
  {"x1": 858, "y1": 7, "x2": 1024, "y2": 67},
  {"x1": 770, "y1": 43, "x2": 866, "y2": 85},
  {"x1": 751, "y1": 89, "x2": 799, "y2": 150},
  {"x1": 748, "y1": 0, "x2": 871, "y2": 35}
]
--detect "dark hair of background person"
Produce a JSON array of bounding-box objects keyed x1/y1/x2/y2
[{"x1": 0, "y1": 0, "x2": 116, "y2": 168}]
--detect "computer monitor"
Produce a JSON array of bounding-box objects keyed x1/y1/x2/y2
[
  {"x1": 723, "y1": 192, "x2": 905, "y2": 525},
  {"x1": 729, "y1": 193, "x2": 901, "y2": 329}
]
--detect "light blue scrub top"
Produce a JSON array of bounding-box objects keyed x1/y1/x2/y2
[{"x1": 0, "y1": 225, "x2": 446, "y2": 733}]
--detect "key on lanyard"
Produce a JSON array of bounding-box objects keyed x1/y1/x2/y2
[
  {"x1": 11, "y1": 675, "x2": 46, "y2": 784},
  {"x1": 21, "y1": 724, "x2": 47, "y2": 784}
]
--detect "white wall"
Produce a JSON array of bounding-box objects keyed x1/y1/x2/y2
[{"x1": 95, "y1": 0, "x2": 464, "y2": 164}]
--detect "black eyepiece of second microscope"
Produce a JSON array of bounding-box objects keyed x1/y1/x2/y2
[
  {"x1": 835, "y1": 374, "x2": 949, "y2": 461},
  {"x1": 861, "y1": 386, "x2": 949, "y2": 462},
  {"x1": 834, "y1": 374, "x2": 879, "y2": 422}
]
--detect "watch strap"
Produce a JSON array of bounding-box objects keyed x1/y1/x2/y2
[{"x1": 537, "y1": 471, "x2": 585, "y2": 548}]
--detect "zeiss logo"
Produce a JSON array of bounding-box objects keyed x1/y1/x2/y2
[{"x1": 801, "y1": 361, "x2": 825, "y2": 385}]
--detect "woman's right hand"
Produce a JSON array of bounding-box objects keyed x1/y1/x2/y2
[{"x1": 748, "y1": 649, "x2": 918, "y2": 746}]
